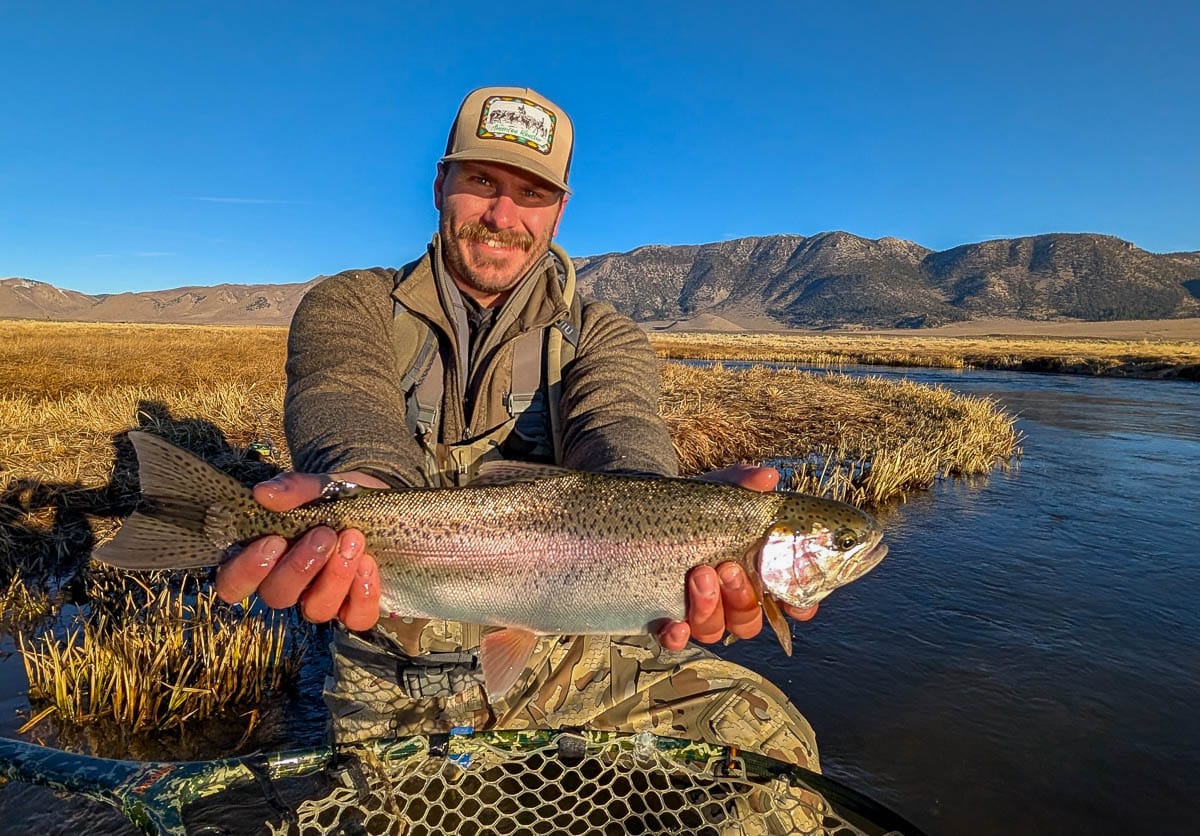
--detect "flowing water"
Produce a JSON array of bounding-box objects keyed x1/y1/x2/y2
[
  {"x1": 0, "y1": 367, "x2": 1196, "y2": 834},
  {"x1": 722, "y1": 365, "x2": 1200, "y2": 835}
]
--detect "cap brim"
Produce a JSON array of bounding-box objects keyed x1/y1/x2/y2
[{"x1": 441, "y1": 148, "x2": 571, "y2": 194}]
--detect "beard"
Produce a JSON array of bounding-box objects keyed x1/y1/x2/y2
[{"x1": 439, "y1": 215, "x2": 554, "y2": 298}]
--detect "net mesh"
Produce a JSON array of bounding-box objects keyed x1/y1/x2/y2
[{"x1": 260, "y1": 731, "x2": 903, "y2": 836}]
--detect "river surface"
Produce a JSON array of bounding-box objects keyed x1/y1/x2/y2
[
  {"x1": 0, "y1": 366, "x2": 1197, "y2": 834},
  {"x1": 720, "y1": 364, "x2": 1200, "y2": 835}
]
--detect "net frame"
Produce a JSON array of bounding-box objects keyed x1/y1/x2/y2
[{"x1": 0, "y1": 731, "x2": 924, "y2": 836}]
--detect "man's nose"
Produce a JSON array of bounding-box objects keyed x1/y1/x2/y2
[{"x1": 480, "y1": 193, "x2": 518, "y2": 229}]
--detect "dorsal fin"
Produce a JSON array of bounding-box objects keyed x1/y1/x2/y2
[{"x1": 470, "y1": 461, "x2": 577, "y2": 487}]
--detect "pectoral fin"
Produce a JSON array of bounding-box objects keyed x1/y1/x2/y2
[
  {"x1": 734, "y1": 537, "x2": 792, "y2": 657},
  {"x1": 741, "y1": 554, "x2": 794, "y2": 657},
  {"x1": 761, "y1": 594, "x2": 794, "y2": 657},
  {"x1": 479, "y1": 627, "x2": 540, "y2": 696}
]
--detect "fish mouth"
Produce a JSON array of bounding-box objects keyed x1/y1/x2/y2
[{"x1": 835, "y1": 538, "x2": 888, "y2": 584}]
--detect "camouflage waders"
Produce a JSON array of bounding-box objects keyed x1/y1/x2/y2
[{"x1": 324, "y1": 617, "x2": 820, "y2": 773}]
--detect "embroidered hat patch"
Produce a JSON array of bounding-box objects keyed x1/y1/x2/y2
[{"x1": 477, "y1": 96, "x2": 557, "y2": 155}]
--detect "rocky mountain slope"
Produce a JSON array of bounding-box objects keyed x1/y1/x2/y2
[
  {"x1": 5, "y1": 232, "x2": 1199, "y2": 328},
  {"x1": 0, "y1": 278, "x2": 319, "y2": 326},
  {"x1": 575, "y1": 232, "x2": 1200, "y2": 328}
]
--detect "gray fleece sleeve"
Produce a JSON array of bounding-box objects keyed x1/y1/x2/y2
[
  {"x1": 283, "y1": 270, "x2": 428, "y2": 487},
  {"x1": 559, "y1": 299, "x2": 680, "y2": 477}
]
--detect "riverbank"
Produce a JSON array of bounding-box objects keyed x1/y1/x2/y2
[{"x1": 649, "y1": 326, "x2": 1200, "y2": 380}]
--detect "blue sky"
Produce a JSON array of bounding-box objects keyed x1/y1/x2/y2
[{"x1": 3, "y1": 1, "x2": 1197, "y2": 294}]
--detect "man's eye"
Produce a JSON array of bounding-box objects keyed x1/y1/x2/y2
[
  {"x1": 522, "y1": 189, "x2": 542, "y2": 200},
  {"x1": 472, "y1": 176, "x2": 492, "y2": 187}
]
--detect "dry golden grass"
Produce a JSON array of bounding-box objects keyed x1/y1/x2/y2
[
  {"x1": 2, "y1": 321, "x2": 296, "y2": 732},
  {"x1": 662, "y1": 363, "x2": 1019, "y2": 505},
  {"x1": 0, "y1": 320, "x2": 288, "y2": 397},
  {"x1": 20, "y1": 572, "x2": 306, "y2": 733},
  {"x1": 650, "y1": 331, "x2": 1200, "y2": 379},
  {"x1": 0, "y1": 320, "x2": 1019, "y2": 730}
]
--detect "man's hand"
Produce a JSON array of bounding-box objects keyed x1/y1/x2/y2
[
  {"x1": 214, "y1": 471, "x2": 385, "y2": 630},
  {"x1": 657, "y1": 464, "x2": 819, "y2": 652}
]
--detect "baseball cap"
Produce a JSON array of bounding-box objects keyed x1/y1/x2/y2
[{"x1": 441, "y1": 86, "x2": 574, "y2": 194}]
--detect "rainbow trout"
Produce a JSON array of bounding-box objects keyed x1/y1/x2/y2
[{"x1": 96, "y1": 432, "x2": 888, "y2": 694}]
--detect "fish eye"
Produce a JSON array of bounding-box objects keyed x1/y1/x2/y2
[{"x1": 834, "y1": 529, "x2": 858, "y2": 550}]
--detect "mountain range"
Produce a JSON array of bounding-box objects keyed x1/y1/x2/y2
[{"x1": 4, "y1": 232, "x2": 1199, "y2": 329}]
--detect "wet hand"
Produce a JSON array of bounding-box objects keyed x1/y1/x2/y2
[
  {"x1": 213, "y1": 470, "x2": 385, "y2": 630},
  {"x1": 657, "y1": 464, "x2": 819, "y2": 652}
]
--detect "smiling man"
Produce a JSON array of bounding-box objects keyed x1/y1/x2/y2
[{"x1": 214, "y1": 86, "x2": 822, "y2": 771}]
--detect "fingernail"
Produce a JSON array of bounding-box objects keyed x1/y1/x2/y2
[
  {"x1": 355, "y1": 561, "x2": 374, "y2": 595},
  {"x1": 718, "y1": 564, "x2": 743, "y2": 589},
  {"x1": 258, "y1": 537, "x2": 285, "y2": 568},
  {"x1": 337, "y1": 540, "x2": 359, "y2": 568},
  {"x1": 308, "y1": 527, "x2": 336, "y2": 556}
]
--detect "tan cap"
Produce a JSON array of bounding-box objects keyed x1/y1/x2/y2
[{"x1": 441, "y1": 86, "x2": 573, "y2": 193}]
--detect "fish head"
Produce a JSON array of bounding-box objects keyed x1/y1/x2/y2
[{"x1": 757, "y1": 495, "x2": 888, "y2": 610}]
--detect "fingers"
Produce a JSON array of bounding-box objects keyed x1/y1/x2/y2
[
  {"x1": 298, "y1": 529, "x2": 366, "y2": 623},
  {"x1": 669, "y1": 562, "x2": 767, "y2": 649},
  {"x1": 251, "y1": 469, "x2": 389, "y2": 512},
  {"x1": 215, "y1": 535, "x2": 287, "y2": 603},
  {"x1": 698, "y1": 464, "x2": 780, "y2": 493},
  {"x1": 338, "y1": 554, "x2": 382, "y2": 631},
  {"x1": 216, "y1": 527, "x2": 381, "y2": 630},
  {"x1": 217, "y1": 469, "x2": 389, "y2": 628},
  {"x1": 255, "y1": 526, "x2": 339, "y2": 610},
  {"x1": 657, "y1": 620, "x2": 691, "y2": 652},
  {"x1": 686, "y1": 563, "x2": 762, "y2": 644},
  {"x1": 252, "y1": 472, "x2": 328, "y2": 512},
  {"x1": 718, "y1": 563, "x2": 763, "y2": 640},
  {"x1": 685, "y1": 565, "x2": 725, "y2": 644},
  {"x1": 783, "y1": 602, "x2": 819, "y2": 621}
]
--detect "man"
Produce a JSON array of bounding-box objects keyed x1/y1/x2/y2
[{"x1": 215, "y1": 86, "x2": 822, "y2": 771}]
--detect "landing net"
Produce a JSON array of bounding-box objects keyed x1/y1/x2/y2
[{"x1": 249, "y1": 730, "x2": 909, "y2": 836}]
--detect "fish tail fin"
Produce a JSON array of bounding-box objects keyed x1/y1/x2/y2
[{"x1": 95, "y1": 431, "x2": 257, "y2": 570}]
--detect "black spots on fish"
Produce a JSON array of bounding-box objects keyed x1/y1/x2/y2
[
  {"x1": 128, "y1": 432, "x2": 254, "y2": 508},
  {"x1": 773, "y1": 493, "x2": 877, "y2": 543},
  {"x1": 95, "y1": 509, "x2": 224, "y2": 569},
  {"x1": 94, "y1": 433, "x2": 262, "y2": 570}
]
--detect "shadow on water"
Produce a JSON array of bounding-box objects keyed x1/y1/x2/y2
[{"x1": 0, "y1": 400, "x2": 280, "y2": 590}]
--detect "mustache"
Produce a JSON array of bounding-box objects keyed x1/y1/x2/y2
[{"x1": 456, "y1": 222, "x2": 534, "y2": 251}]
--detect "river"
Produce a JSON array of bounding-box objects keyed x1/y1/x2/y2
[
  {"x1": 721, "y1": 364, "x2": 1200, "y2": 835},
  {"x1": 1, "y1": 367, "x2": 1197, "y2": 834}
]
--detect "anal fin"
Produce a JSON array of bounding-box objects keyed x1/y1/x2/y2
[{"x1": 479, "y1": 628, "x2": 540, "y2": 696}]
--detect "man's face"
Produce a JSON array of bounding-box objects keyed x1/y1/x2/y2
[{"x1": 435, "y1": 161, "x2": 567, "y2": 306}]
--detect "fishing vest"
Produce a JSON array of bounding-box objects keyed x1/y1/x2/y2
[{"x1": 392, "y1": 241, "x2": 581, "y2": 486}]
